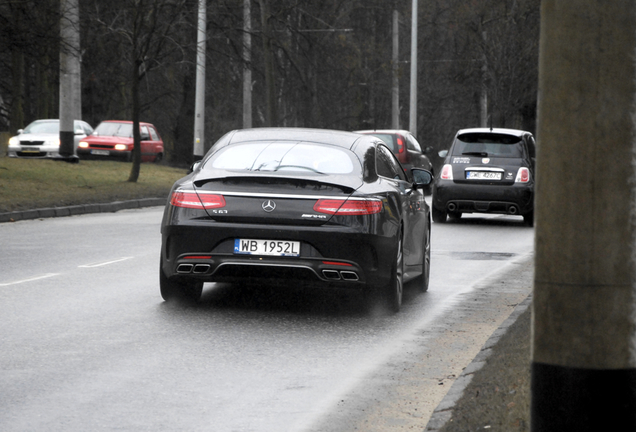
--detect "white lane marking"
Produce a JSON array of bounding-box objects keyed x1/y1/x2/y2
[
  {"x1": 78, "y1": 257, "x2": 134, "y2": 268},
  {"x1": 0, "y1": 273, "x2": 60, "y2": 287}
]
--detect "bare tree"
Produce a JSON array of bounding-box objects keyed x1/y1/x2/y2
[{"x1": 89, "y1": 0, "x2": 191, "y2": 181}]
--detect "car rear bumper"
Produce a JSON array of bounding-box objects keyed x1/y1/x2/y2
[
  {"x1": 433, "y1": 180, "x2": 533, "y2": 215},
  {"x1": 160, "y1": 221, "x2": 396, "y2": 290}
]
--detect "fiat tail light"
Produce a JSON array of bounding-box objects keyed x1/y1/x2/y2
[
  {"x1": 440, "y1": 164, "x2": 453, "y2": 180},
  {"x1": 170, "y1": 191, "x2": 226, "y2": 209},
  {"x1": 515, "y1": 167, "x2": 530, "y2": 183},
  {"x1": 313, "y1": 198, "x2": 383, "y2": 215}
]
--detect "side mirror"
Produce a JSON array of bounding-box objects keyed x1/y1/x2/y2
[
  {"x1": 188, "y1": 160, "x2": 202, "y2": 174},
  {"x1": 438, "y1": 149, "x2": 448, "y2": 158},
  {"x1": 411, "y1": 168, "x2": 433, "y2": 187},
  {"x1": 17, "y1": 129, "x2": 24, "y2": 134}
]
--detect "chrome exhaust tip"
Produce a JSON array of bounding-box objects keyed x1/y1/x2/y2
[
  {"x1": 176, "y1": 264, "x2": 194, "y2": 274},
  {"x1": 322, "y1": 270, "x2": 341, "y2": 280},
  {"x1": 340, "y1": 271, "x2": 359, "y2": 281}
]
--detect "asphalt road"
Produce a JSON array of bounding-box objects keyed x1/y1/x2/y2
[{"x1": 0, "y1": 207, "x2": 534, "y2": 432}]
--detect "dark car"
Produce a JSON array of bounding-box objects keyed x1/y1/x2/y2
[
  {"x1": 159, "y1": 128, "x2": 433, "y2": 312},
  {"x1": 432, "y1": 127, "x2": 536, "y2": 225},
  {"x1": 77, "y1": 120, "x2": 164, "y2": 162},
  {"x1": 354, "y1": 129, "x2": 434, "y2": 176}
]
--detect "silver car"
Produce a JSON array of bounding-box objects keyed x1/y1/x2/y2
[{"x1": 6, "y1": 119, "x2": 93, "y2": 159}]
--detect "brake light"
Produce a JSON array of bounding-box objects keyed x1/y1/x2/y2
[
  {"x1": 170, "y1": 191, "x2": 226, "y2": 209},
  {"x1": 440, "y1": 164, "x2": 453, "y2": 180},
  {"x1": 396, "y1": 136, "x2": 405, "y2": 154},
  {"x1": 515, "y1": 167, "x2": 530, "y2": 183},
  {"x1": 313, "y1": 198, "x2": 383, "y2": 215}
]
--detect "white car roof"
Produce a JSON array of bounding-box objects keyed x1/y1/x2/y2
[{"x1": 456, "y1": 127, "x2": 530, "y2": 137}]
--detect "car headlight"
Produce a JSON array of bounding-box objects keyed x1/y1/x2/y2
[
  {"x1": 79, "y1": 141, "x2": 89, "y2": 148},
  {"x1": 8, "y1": 136, "x2": 19, "y2": 147},
  {"x1": 114, "y1": 144, "x2": 128, "y2": 151}
]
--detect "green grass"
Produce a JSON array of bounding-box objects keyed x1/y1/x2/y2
[{"x1": 0, "y1": 157, "x2": 188, "y2": 213}]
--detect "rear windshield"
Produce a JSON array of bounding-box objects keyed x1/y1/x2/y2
[
  {"x1": 452, "y1": 133, "x2": 523, "y2": 158},
  {"x1": 367, "y1": 134, "x2": 396, "y2": 152},
  {"x1": 93, "y1": 122, "x2": 133, "y2": 138},
  {"x1": 205, "y1": 142, "x2": 358, "y2": 175}
]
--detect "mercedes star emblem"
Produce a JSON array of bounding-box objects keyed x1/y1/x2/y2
[{"x1": 262, "y1": 200, "x2": 276, "y2": 212}]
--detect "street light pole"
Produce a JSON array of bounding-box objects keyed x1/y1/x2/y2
[
  {"x1": 59, "y1": 0, "x2": 80, "y2": 162},
  {"x1": 193, "y1": 0, "x2": 206, "y2": 160},
  {"x1": 408, "y1": 0, "x2": 418, "y2": 136}
]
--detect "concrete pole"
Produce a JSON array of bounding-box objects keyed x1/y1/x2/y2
[
  {"x1": 243, "y1": 0, "x2": 252, "y2": 129},
  {"x1": 58, "y1": 0, "x2": 80, "y2": 162},
  {"x1": 193, "y1": 0, "x2": 206, "y2": 160},
  {"x1": 391, "y1": 9, "x2": 399, "y2": 130},
  {"x1": 531, "y1": 1, "x2": 636, "y2": 430},
  {"x1": 408, "y1": 0, "x2": 417, "y2": 135}
]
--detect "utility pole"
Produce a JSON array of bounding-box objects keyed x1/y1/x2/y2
[
  {"x1": 243, "y1": 0, "x2": 252, "y2": 129},
  {"x1": 58, "y1": 0, "x2": 80, "y2": 162},
  {"x1": 193, "y1": 0, "x2": 206, "y2": 160},
  {"x1": 408, "y1": 0, "x2": 418, "y2": 136},
  {"x1": 391, "y1": 9, "x2": 399, "y2": 130},
  {"x1": 532, "y1": 1, "x2": 636, "y2": 430}
]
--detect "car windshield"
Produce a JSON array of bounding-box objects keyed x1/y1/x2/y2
[
  {"x1": 23, "y1": 121, "x2": 59, "y2": 134},
  {"x1": 452, "y1": 133, "x2": 523, "y2": 158},
  {"x1": 206, "y1": 142, "x2": 358, "y2": 175},
  {"x1": 93, "y1": 122, "x2": 133, "y2": 138}
]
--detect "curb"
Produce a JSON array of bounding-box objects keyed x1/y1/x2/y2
[
  {"x1": 0, "y1": 197, "x2": 166, "y2": 223},
  {"x1": 424, "y1": 294, "x2": 533, "y2": 431}
]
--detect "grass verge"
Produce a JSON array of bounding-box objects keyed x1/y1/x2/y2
[{"x1": 0, "y1": 157, "x2": 188, "y2": 213}]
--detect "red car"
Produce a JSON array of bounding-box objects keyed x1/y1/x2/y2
[
  {"x1": 354, "y1": 129, "x2": 434, "y2": 175},
  {"x1": 78, "y1": 120, "x2": 164, "y2": 162}
]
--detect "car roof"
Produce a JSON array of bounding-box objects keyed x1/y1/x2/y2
[
  {"x1": 354, "y1": 129, "x2": 412, "y2": 136},
  {"x1": 225, "y1": 127, "x2": 367, "y2": 149},
  {"x1": 457, "y1": 127, "x2": 531, "y2": 137},
  {"x1": 99, "y1": 120, "x2": 153, "y2": 126}
]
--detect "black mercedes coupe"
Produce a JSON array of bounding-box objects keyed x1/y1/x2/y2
[{"x1": 159, "y1": 128, "x2": 433, "y2": 312}]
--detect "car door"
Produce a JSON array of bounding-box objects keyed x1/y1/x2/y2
[{"x1": 376, "y1": 144, "x2": 424, "y2": 266}]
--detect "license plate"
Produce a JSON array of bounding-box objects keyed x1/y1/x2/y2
[
  {"x1": 466, "y1": 171, "x2": 502, "y2": 180},
  {"x1": 21, "y1": 147, "x2": 40, "y2": 153},
  {"x1": 234, "y1": 239, "x2": 300, "y2": 257},
  {"x1": 91, "y1": 150, "x2": 110, "y2": 156}
]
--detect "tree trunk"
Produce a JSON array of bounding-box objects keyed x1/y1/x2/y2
[{"x1": 128, "y1": 59, "x2": 142, "y2": 182}]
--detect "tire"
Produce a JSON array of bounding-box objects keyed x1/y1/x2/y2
[
  {"x1": 432, "y1": 206, "x2": 447, "y2": 223},
  {"x1": 154, "y1": 152, "x2": 163, "y2": 163},
  {"x1": 160, "y1": 262, "x2": 203, "y2": 302},
  {"x1": 384, "y1": 235, "x2": 404, "y2": 313},
  {"x1": 413, "y1": 226, "x2": 431, "y2": 292}
]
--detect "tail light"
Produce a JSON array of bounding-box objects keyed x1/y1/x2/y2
[
  {"x1": 440, "y1": 164, "x2": 453, "y2": 180},
  {"x1": 515, "y1": 167, "x2": 530, "y2": 183},
  {"x1": 396, "y1": 136, "x2": 405, "y2": 154},
  {"x1": 313, "y1": 198, "x2": 383, "y2": 215},
  {"x1": 170, "y1": 191, "x2": 226, "y2": 209}
]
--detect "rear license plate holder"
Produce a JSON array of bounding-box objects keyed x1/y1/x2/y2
[{"x1": 234, "y1": 239, "x2": 300, "y2": 257}]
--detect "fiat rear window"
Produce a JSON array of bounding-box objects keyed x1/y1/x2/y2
[
  {"x1": 452, "y1": 133, "x2": 523, "y2": 158},
  {"x1": 207, "y1": 142, "x2": 358, "y2": 175}
]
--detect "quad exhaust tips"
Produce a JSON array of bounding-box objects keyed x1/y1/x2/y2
[
  {"x1": 322, "y1": 269, "x2": 359, "y2": 281},
  {"x1": 177, "y1": 263, "x2": 211, "y2": 274}
]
